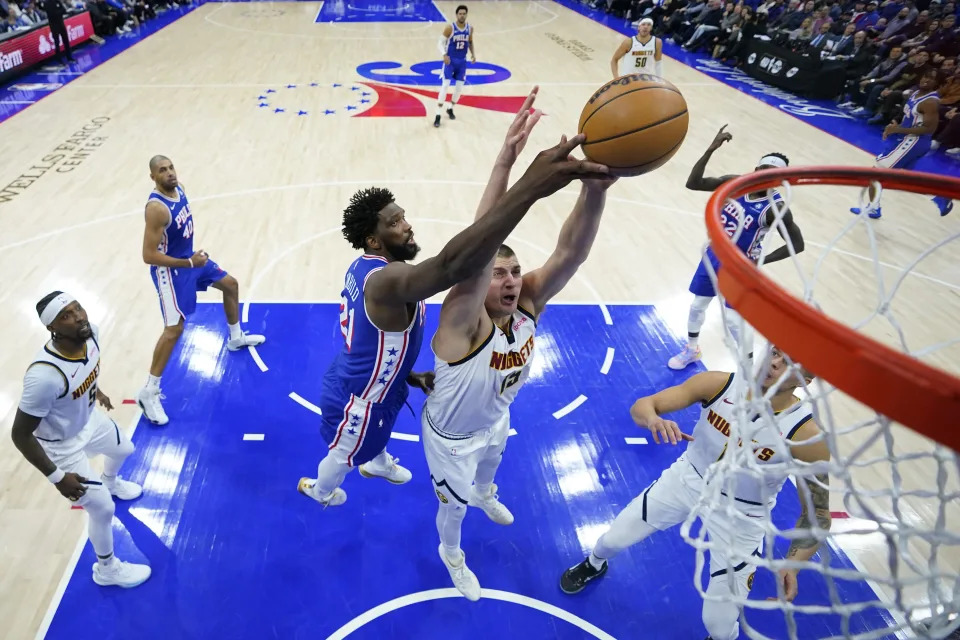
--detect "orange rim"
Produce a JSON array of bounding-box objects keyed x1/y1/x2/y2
[{"x1": 706, "y1": 166, "x2": 960, "y2": 451}]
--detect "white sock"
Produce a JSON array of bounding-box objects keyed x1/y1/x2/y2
[
  {"x1": 436, "y1": 80, "x2": 450, "y2": 116},
  {"x1": 452, "y1": 80, "x2": 464, "y2": 105},
  {"x1": 146, "y1": 374, "x2": 161, "y2": 391},
  {"x1": 97, "y1": 553, "x2": 116, "y2": 568},
  {"x1": 437, "y1": 504, "x2": 466, "y2": 561},
  {"x1": 687, "y1": 335, "x2": 700, "y2": 350},
  {"x1": 588, "y1": 551, "x2": 606, "y2": 570},
  {"x1": 368, "y1": 450, "x2": 391, "y2": 469},
  {"x1": 314, "y1": 452, "x2": 350, "y2": 497},
  {"x1": 228, "y1": 322, "x2": 242, "y2": 341}
]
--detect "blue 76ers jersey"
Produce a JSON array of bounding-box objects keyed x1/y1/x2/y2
[
  {"x1": 148, "y1": 186, "x2": 194, "y2": 259},
  {"x1": 707, "y1": 191, "x2": 782, "y2": 265},
  {"x1": 447, "y1": 22, "x2": 471, "y2": 60},
  {"x1": 325, "y1": 255, "x2": 426, "y2": 407}
]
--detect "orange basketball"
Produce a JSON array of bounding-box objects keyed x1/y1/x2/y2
[{"x1": 578, "y1": 74, "x2": 689, "y2": 176}]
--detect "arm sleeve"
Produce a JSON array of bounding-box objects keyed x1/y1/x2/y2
[
  {"x1": 18, "y1": 364, "x2": 68, "y2": 419},
  {"x1": 438, "y1": 36, "x2": 448, "y2": 55},
  {"x1": 655, "y1": 58, "x2": 664, "y2": 77}
]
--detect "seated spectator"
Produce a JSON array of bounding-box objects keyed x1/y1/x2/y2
[
  {"x1": 810, "y1": 6, "x2": 833, "y2": 32},
  {"x1": 839, "y1": 44, "x2": 907, "y2": 108},
  {"x1": 809, "y1": 21, "x2": 834, "y2": 47},
  {"x1": 926, "y1": 14, "x2": 959, "y2": 63},
  {"x1": 861, "y1": 48, "x2": 932, "y2": 119},
  {"x1": 858, "y1": 1, "x2": 883, "y2": 29},
  {"x1": 790, "y1": 15, "x2": 815, "y2": 39},
  {"x1": 901, "y1": 17, "x2": 940, "y2": 51},
  {"x1": 684, "y1": 0, "x2": 736, "y2": 48},
  {"x1": 713, "y1": 5, "x2": 760, "y2": 61},
  {"x1": 880, "y1": 5, "x2": 913, "y2": 39}
]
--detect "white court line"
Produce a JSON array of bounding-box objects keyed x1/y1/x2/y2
[
  {"x1": 3, "y1": 100, "x2": 37, "y2": 104},
  {"x1": 289, "y1": 392, "x2": 322, "y2": 415},
  {"x1": 243, "y1": 433, "x2": 265, "y2": 441},
  {"x1": 324, "y1": 588, "x2": 615, "y2": 640},
  {"x1": 624, "y1": 437, "x2": 648, "y2": 445},
  {"x1": 600, "y1": 347, "x2": 614, "y2": 375},
  {"x1": 313, "y1": 1, "x2": 324, "y2": 22},
  {"x1": 248, "y1": 345, "x2": 268, "y2": 372},
  {"x1": 508, "y1": 428, "x2": 518, "y2": 436},
  {"x1": 390, "y1": 432, "x2": 419, "y2": 442},
  {"x1": 34, "y1": 409, "x2": 145, "y2": 640},
  {"x1": 69, "y1": 81, "x2": 720, "y2": 89},
  {"x1": 553, "y1": 394, "x2": 587, "y2": 420}
]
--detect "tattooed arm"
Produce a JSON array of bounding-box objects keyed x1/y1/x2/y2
[{"x1": 772, "y1": 419, "x2": 832, "y2": 602}]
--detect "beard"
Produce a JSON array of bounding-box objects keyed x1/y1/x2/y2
[{"x1": 386, "y1": 239, "x2": 420, "y2": 262}]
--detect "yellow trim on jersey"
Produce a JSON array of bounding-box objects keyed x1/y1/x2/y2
[
  {"x1": 787, "y1": 414, "x2": 814, "y2": 441},
  {"x1": 703, "y1": 372, "x2": 734, "y2": 407},
  {"x1": 516, "y1": 304, "x2": 537, "y2": 326},
  {"x1": 29, "y1": 361, "x2": 70, "y2": 399},
  {"x1": 43, "y1": 342, "x2": 88, "y2": 363},
  {"x1": 448, "y1": 324, "x2": 495, "y2": 367}
]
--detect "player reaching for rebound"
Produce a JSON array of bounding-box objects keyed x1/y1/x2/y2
[
  {"x1": 11, "y1": 292, "x2": 151, "y2": 588},
  {"x1": 668, "y1": 126, "x2": 805, "y2": 370},
  {"x1": 611, "y1": 18, "x2": 663, "y2": 79},
  {"x1": 560, "y1": 349, "x2": 832, "y2": 640},
  {"x1": 297, "y1": 89, "x2": 610, "y2": 508},
  {"x1": 850, "y1": 68, "x2": 953, "y2": 219},
  {"x1": 421, "y1": 143, "x2": 617, "y2": 600},
  {"x1": 434, "y1": 4, "x2": 475, "y2": 128},
  {"x1": 136, "y1": 156, "x2": 264, "y2": 425}
]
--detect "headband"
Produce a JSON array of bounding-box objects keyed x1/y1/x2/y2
[
  {"x1": 639, "y1": 17, "x2": 654, "y2": 25},
  {"x1": 39, "y1": 292, "x2": 76, "y2": 326},
  {"x1": 757, "y1": 155, "x2": 787, "y2": 169}
]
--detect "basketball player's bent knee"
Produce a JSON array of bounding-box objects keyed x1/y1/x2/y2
[
  {"x1": 702, "y1": 596, "x2": 740, "y2": 640},
  {"x1": 216, "y1": 274, "x2": 239, "y2": 297}
]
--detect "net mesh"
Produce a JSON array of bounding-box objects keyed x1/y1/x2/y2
[{"x1": 680, "y1": 174, "x2": 960, "y2": 640}]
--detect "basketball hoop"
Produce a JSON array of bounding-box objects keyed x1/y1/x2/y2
[
  {"x1": 681, "y1": 166, "x2": 960, "y2": 640},
  {"x1": 705, "y1": 166, "x2": 960, "y2": 448}
]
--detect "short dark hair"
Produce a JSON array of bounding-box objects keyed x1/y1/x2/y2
[
  {"x1": 497, "y1": 244, "x2": 516, "y2": 259},
  {"x1": 456, "y1": 4, "x2": 468, "y2": 12},
  {"x1": 148, "y1": 155, "x2": 170, "y2": 172},
  {"x1": 36, "y1": 291, "x2": 63, "y2": 319},
  {"x1": 342, "y1": 187, "x2": 396, "y2": 250},
  {"x1": 763, "y1": 152, "x2": 790, "y2": 166}
]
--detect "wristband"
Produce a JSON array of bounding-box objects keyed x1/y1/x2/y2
[
  {"x1": 47, "y1": 467, "x2": 66, "y2": 484},
  {"x1": 188, "y1": 257, "x2": 194, "y2": 268}
]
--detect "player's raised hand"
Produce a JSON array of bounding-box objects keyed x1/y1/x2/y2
[
  {"x1": 708, "y1": 124, "x2": 732, "y2": 152},
  {"x1": 497, "y1": 86, "x2": 542, "y2": 167},
  {"x1": 769, "y1": 568, "x2": 799, "y2": 602},
  {"x1": 517, "y1": 134, "x2": 609, "y2": 199},
  {"x1": 55, "y1": 472, "x2": 88, "y2": 501},
  {"x1": 646, "y1": 417, "x2": 693, "y2": 445}
]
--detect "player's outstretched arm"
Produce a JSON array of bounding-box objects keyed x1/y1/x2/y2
[
  {"x1": 519, "y1": 175, "x2": 617, "y2": 319},
  {"x1": 685, "y1": 124, "x2": 738, "y2": 192},
  {"x1": 763, "y1": 208, "x2": 805, "y2": 263},
  {"x1": 611, "y1": 38, "x2": 631, "y2": 79},
  {"x1": 630, "y1": 371, "x2": 731, "y2": 444},
  {"x1": 771, "y1": 419, "x2": 832, "y2": 602},
  {"x1": 365, "y1": 135, "x2": 609, "y2": 307}
]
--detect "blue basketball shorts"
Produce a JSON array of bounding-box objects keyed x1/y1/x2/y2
[
  {"x1": 319, "y1": 393, "x2": 405, "y2": 467},
  {"x1": 875, "y1": 135, "x2": 931, "y2": 170},
  {"x1": 443, "y1": 58, "x2": 467, "y2": 82},
  {"x1": 151, "y1": 259, "x2": 228, "y2": 327}
]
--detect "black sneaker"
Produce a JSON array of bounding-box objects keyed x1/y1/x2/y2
[
  {"x1": 433, "y1": 115, "x2": 441, "y2": 128},
  {"x1": 560, "y1": 557, "x2": 607, "y2": 594},
  {"x1": 447, "y1": 108, "x2": 456, "y2": 120}
]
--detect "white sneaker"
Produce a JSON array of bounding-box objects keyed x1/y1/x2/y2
[
  {"x1": 469, "y1": 483, "x2": 514, "y2": 525},
  {"x1": 359, "y1": 453, "x2": 412, "y2": 485},
  {"x1": 104, "y1": 476, "x2": 142, "y2": 500},
  {"x1": 137, "y1": 387, "x2": 169, "y2": 425},
  {"x1": 297, "y1": 477, "x2": 347, "y2": 507},
  {"x1": 227, "y1": 332, "x2": 265, "y2": 351},
  {"x1": 667, "y1": 345, "x2": 701, "y2": 370},
  {"x1": 439, "y1": 545, "x2": 481, "y2": 601},
  {"x1": 947, "y1": 148, "x2": 960, "y2": 156},
  {"x1": 92, "y1": 558, "x2": 151, "y2": 588}
]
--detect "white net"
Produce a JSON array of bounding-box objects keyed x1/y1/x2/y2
[{"x1": 680, "y1": 175, "x2": 960, "y2": 640}]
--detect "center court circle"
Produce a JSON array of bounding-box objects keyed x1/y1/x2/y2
[{"x1": 324, "y1": 588, "x2": 615, "y2": 640}]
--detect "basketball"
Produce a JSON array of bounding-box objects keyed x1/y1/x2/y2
[{"x1": 578, "y1": 74, "x2": 689, "y2": 176}]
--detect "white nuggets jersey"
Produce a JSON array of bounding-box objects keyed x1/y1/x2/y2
[
  {"x1": 686, "y1": 373, "x2": 814, "y2": 508},
  {"x1": 424, "y1": 307, "x2": 537, "y2": 437},
  {"x1": 22, "y1": 326, "x2": 101, "y2": 442},
  {"x1": 619, "y1": 35, "x2": 658, "y2": 76}
]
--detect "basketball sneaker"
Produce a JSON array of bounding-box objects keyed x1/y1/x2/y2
[
  {"x1": 359, "y1": 453, "x2": 412, "y2": 484},
  {"x1": 297, "y1": 478, "x2": 347, "y2": 507},
  {"x1": 447, "y1": 108, "x2": 456, "y2": 120},
  {"x1": 92, "y1": 558, "x2": 152, "y2": 588},
  {"x1": 560, "y1": 557, "x2": 608, "y2": 594},
  {"x1": 434, "y1": 115, "x2": 441, "y2": 128},
  {"x1": 469, "y1": 483, "x2": 514, "y2": 525},
  {"x1": 137, "y1": 387, "x2": 169, "y2": 425},
  {"x1": 103, "y1": 476, "x2": 143, "y2": 501},
  {"x1": 227, "y1": 332, "x2": 265, "y2": 351},
  {"x1": 933, "y1": 196, "x2": 953, "y2": 217},
  {"x1": 439, "y1": 545, "x2": 481, "y2": 601},
  {"x1": 667, "y1": 344, "x2": 701, "y2": 370}
]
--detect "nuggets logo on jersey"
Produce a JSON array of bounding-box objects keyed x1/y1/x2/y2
[
  {"x1": 618, "y1": 36, "x2": 657, "y2": 77},
  {"x1": 71, "y1": 362, "x2": 100, "y2": 401},
  {"x1": 489, "y1": 335, "x2": 534, "y2": 371}
]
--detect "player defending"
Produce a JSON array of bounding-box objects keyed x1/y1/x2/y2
[
  {"x1": 297, "y1": 89, "x2": 610, "y2": 508},
  {"x1": 668, "y1": 126, "x2": 805, "y2": 370},
  {"x1": 434, "y1": 4, "x2": 475, "y2": 128},
  {"x1": 611, "y1": 18, "x2": 663, "y2": 79},
  {"x1": 11, "y1": 292, "x2": 151, "y2": 588},
  {"x1": 560, "y1": 349, "x2": 832, "y2": 640},
  {"x1": 137, "y1": 156, "x2": 264, "y2": 425},
  {"x1": 422, "y1": 150, "x2": 616, "y2": 600},
  {"x1": 850, "y1": 68, "x2": 953, "y2": 219}
]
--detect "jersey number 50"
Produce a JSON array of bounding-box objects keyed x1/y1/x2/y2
[
  {"x1": 635, "y1": 57, "x2": 647, "y2": 68},
  {"x1": 339, "y1": 296, "x2": 355, "y2": 351}
]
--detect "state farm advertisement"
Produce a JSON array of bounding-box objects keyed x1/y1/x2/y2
[{"x1": 0, "y1": 12, "x2": 94, "y2": 83}]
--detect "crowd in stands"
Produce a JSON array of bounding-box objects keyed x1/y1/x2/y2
[
  {"x1": 591, "y1": 0, "x2": 960, "y2": 157},
  {"x1": 1, "y1": 0, "x2": 191, "y2": 41}
]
